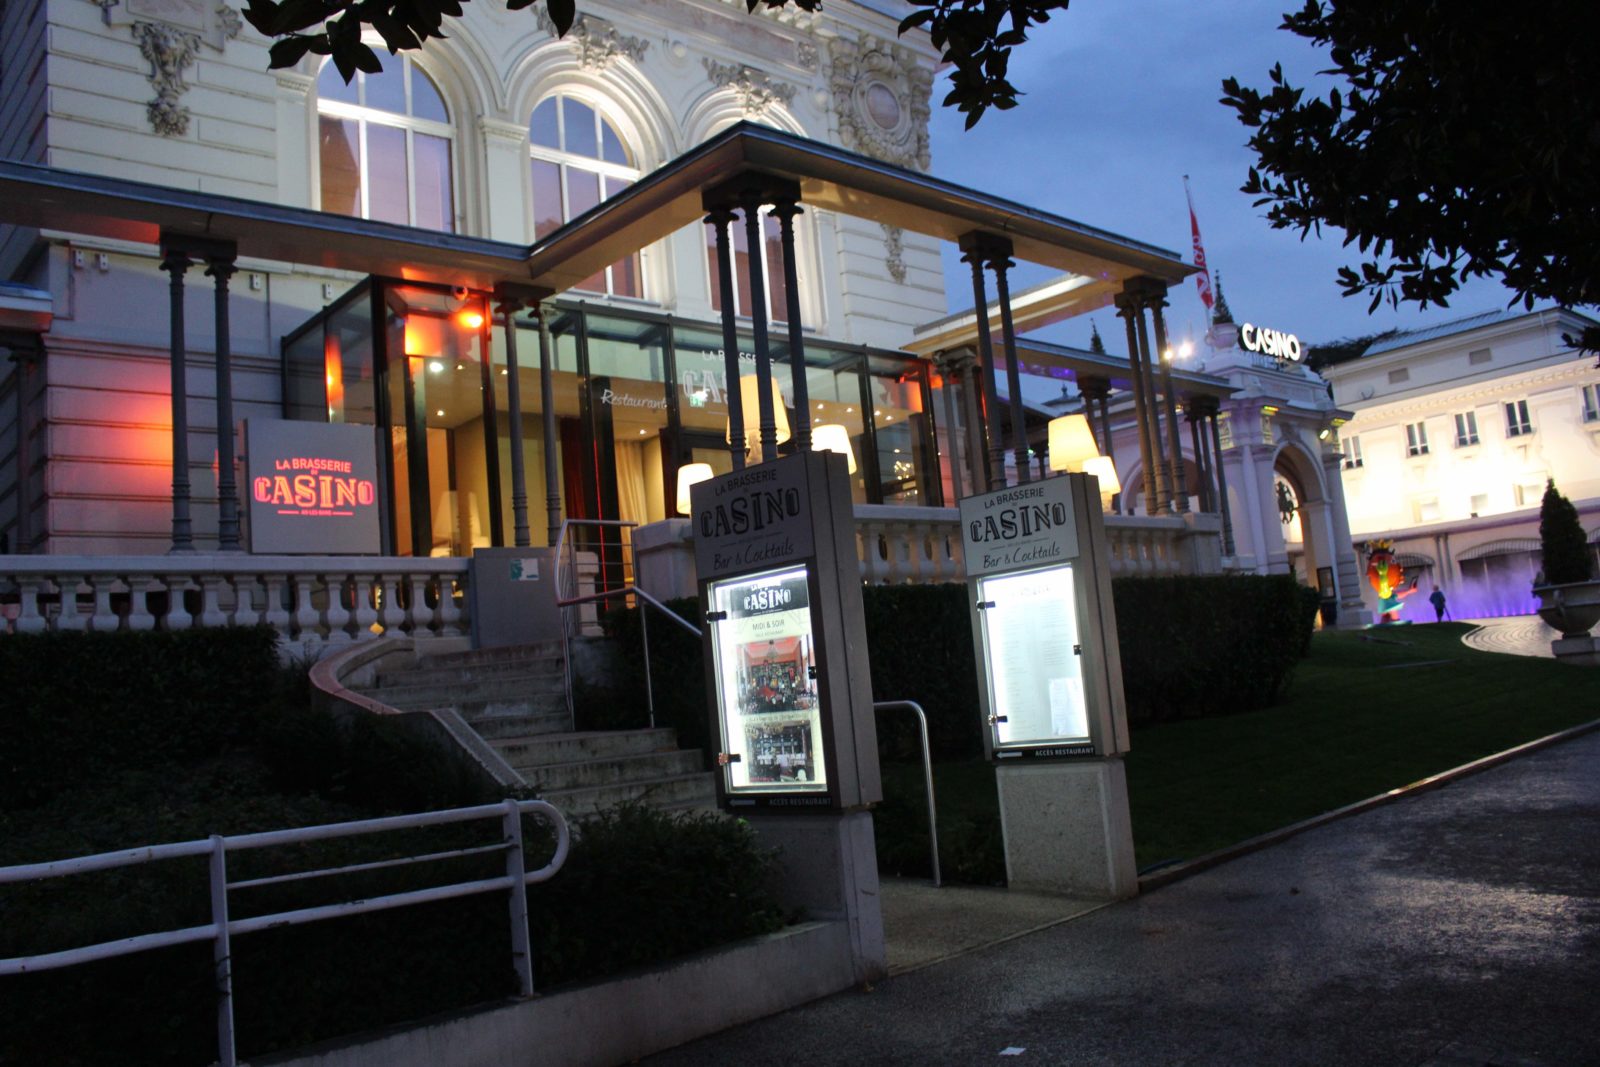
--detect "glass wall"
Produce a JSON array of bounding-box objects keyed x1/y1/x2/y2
[{"x1": 284, "y1": 284, "x2": 939, "y2": 557}]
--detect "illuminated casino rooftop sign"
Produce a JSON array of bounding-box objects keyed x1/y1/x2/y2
[
  {"x1": 245, "y1": 419, "x2": 382, "y2": 554},
  {"x1": 1240, "y1": 322, "x2": 1303, "y2": 362}
]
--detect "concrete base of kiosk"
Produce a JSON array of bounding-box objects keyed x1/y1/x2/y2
[
  {"x1": 996, "y1": 759, "x2": 1137, "y2": 899},
  {"x1": 745, "y1": 811, "x2": 886, "y2": 983}
]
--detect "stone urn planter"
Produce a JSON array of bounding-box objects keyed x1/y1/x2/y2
[{"x1": 1532, "y1": 580, "x2": 1600, "y2": 665}]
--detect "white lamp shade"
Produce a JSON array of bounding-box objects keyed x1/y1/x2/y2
[
  {"x1": 1048, "y1": 413, "x2": 1099, "y2": 473},
  {"x1": 675, "y1": 462, "x2": 714, "y2": 515},
  {"x1": 726, "y1": 375, "x2": 791, "y2": 448},
  {"x1": 811, "y1": 423, "x2": 858, "y2": 474},
  {"x1": 1083, "y1": 455, "x2": 1122, "y2": 496}
]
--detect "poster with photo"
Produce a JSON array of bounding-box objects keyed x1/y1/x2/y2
[{"x1": 707, "y1": 565, "x2": 827, "y2": 793}]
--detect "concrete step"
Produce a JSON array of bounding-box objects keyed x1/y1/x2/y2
[
  {"x1": 376, "y1": 656, "x2": 563, "y2": 689},
  {"x1": 539, "y1": 772, "x2": 718, "y2": 818},
  {"x1": 460, "y1": 709, "x2": 572, "y2": 740},
  {"x1": 416, "y1": 641, "x2": 565, "y2": 669},
  {"x1": 356, "y1": 685, "x2": 568, "y2": 720},
  {"x1": 363, "y1": 673, "x2": 565, "y2": 709},
  {"x1": 519, "y1": 749, "x2": 706, "y2": 793},
  {"x1": 492, "y1": 728, "x2": 679, "y2": 767}
]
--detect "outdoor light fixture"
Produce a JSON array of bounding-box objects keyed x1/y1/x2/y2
[
  {"x1": 456, "y1": 310, "x2": 485, "y2": 330},
  {"x1": 811, "y1": 423, "x2": 857, "y2": 473},
  {"x1": 1047, "y1": 413, "x2": 1099, "y2": 473},
  {"x1": 1083, "y1": 455, "x2": 1121, "y2": 511},
  {"x1": 725, "y1": 375, "x2": 792, "y2": 454},
  {"x1": 676, "y1": 462, "x2": 714, "y2": 515},
  {"x1": 1317, "y1": 426, "x2": 1332, "y2": 441}
]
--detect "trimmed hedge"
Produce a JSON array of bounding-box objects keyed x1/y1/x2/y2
[
  {"x1": 0, "y1": 626, "x2": 283, "y2": 810},
  {"x1": 600, "y1": 574, "x2": 1319, "y2": 757}
]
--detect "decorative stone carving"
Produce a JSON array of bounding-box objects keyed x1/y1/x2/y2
[
  {"x1": 703, "y1": 59, "x2": 797, "y2": 117},
  {"x1": 533, "y1": 10, "x2": 649, "y2": 70},
  {"x1": 98, "y1": 1, "x2": 241, "y2": 136},
  {"x1": 133, "y1": 21, "x2": 202, "y2": 136},
  {"x1": 880, "y1": 223, "x2": 907, "y2": 284},
  {"x1": 795, "y1": 41, "x2": 819, "y2": 72},
  {"x1": 828, "y1": 34, "x2": 933, "y2": 171}
]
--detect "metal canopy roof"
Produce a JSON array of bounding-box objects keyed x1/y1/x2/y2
[{"x1": 0, "y1": 123, "x2": 1192, "y2": 305}]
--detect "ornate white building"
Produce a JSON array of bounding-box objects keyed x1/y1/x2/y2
[{"x1": 1323, "y1": 306, "x2": 1600, "y2": 618}]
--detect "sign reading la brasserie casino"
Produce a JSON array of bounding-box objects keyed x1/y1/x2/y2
[{"x1": 245, "y1": 419, "x2": 382, "y2": 554}]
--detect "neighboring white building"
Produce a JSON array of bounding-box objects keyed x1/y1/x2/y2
[{"x1": 1323, "y1": 306, "x2": 1600, "y2": 618}]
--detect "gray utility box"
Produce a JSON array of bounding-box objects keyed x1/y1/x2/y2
[{"x1": 468, "y1": 546, "x2": 564, "y2": 649}]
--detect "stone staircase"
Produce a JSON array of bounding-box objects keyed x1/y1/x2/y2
[{"x1": 355, "y1": 641, "x2": 716, "y2": 816}]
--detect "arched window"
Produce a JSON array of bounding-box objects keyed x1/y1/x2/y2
[
  {"x1": 318, "y1": 53, "x2": 455, "y2": 232},
  {"x1": 528, "y1": 95, "x2": 642, "y2": 298},
  {"x1": 705, "y1": 210, "x2": 799, "y2": 325}
]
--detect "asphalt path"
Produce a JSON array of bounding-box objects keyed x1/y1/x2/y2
[{"x1": 643, "y1": 728, "x2": 1600, "y2": 1066}]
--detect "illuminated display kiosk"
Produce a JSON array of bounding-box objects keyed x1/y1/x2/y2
[
  {"x1": 960, "y1": 472, "x2": 1137, "y2": 897},
  {"x1": 691, "y1": 449, "x2": 886, "y2": 980}
]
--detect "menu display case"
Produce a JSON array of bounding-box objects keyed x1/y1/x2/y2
[
  {"x1": 976, "y1": 563, "x2": 1091, "y2": 752},
  {"x1": 706, "y1": 565, "x2": 827, "y2": 796}
]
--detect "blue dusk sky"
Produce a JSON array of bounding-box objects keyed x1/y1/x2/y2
[{"x1": 925, "y1": 0, "x2": 1524, "y2": 353}]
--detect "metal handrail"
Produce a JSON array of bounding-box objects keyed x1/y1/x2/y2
[
  {"x1": 0, "y1": 798, "x2": 569, "y2": 1067},
  {"x1": 874, "y1": 700, "x2": 941, "y2": 888},
  {"x1": 553, "y1": 518, "x2": 702, "y2": 730}
]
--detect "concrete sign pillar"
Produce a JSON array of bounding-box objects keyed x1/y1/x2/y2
[
  {"x1": 690, "y1": 449, "x2": 885, "y2": 981},
  {"x1": 960, "y1": 472, "x2": 1137, "y2": 898}
]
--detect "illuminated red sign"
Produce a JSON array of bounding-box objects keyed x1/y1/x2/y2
[
  {"x1": 252, "y1": 458, "x2": 378, "y2": 517},
  {"x1": 245, "y1": 420, "x2": 383, "y2": 554}
]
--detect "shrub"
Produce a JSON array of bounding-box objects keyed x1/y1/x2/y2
[
  {"x1": 0, "y1": 626, "x2": 283, "y2": 810},
  {"x1": 600, "y1": 596, "x2": 711, "y2": 754},
  {"x1": 1538, "y1": 478, "x2": 1593, "y2": 585},
  {"x1": 1114, "y1": 574, "x2": 1313, "y2": 724}
]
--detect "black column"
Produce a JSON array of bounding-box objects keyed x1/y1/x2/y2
[
  {"x1": 1208, "y1": 406, "x2": 1235, "y2": 555},
  {"x1": 1114, "y1": 292, "x2": 1156, "y2": 515},
  {"x1": 705, "y1": 206, "x2": 745, "y2": 470},
  {"x1": 1130, "y1": 289, "x2": 1168, "y2": 512},
  {"x1": 1145, "y1": 284, "x2": 1189, "y2": 513},
  {"x1": 738, "y1": 190, "x2": 778, "y2": 461},
  {"x1": 160, "y1": 244, "x2": 194, "y2": 553},
  {"x1": 497, "y1": 294, "x2": 530, "y2": 547},
  {"x1": 1186, "y1": 401, "x2": 1213, "y2": 513},
  {"x1": 536, "y1": 303, "x2": 562, "y2": 548},
  {"x1": 771, "y1": 196, "x2": 811, "y2": 450},
  {"x1": 205, "y1": 250, "x2": 240, "y2": 550},
  {"x1": 989, "y1": 245, "x2": 1030, "y2": 484},
  {"x1": 959, "y1": 234, "x2": 1004, "y2": 488}
]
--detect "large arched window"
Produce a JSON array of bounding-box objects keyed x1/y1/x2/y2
[
  {"x1": 705, "y1": 210, "x2": 799, "y2": 325},
  {"x1": 318, "y1": 53, "x2": 455, "y2": 232},
  {"x1": 528, "y1": 94, "x2": 642, "y2": 298}
]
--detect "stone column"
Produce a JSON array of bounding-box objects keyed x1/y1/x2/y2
[{"x1": 160, "y1": 242, "x2": 194, "y2": 554}]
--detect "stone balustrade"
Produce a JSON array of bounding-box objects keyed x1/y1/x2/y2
[
  {"x1": 0, "y1": 555, "x2": 470, "y2": 653},
  {"x1": 853, "y1": 505, "x2": 1217, "y2": 584}
]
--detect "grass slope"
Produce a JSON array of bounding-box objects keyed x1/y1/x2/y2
[{"x1": 879, "y1": 623, "x2": 1600, "y2": 881}]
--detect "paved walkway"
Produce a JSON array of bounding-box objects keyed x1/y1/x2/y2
[
  {"x1": 645, "y1": 729, "x2": 1600, "y2": 1066},
  {"x1": 1461, "y1": 615, "x2": 1559, "y2": 658}
]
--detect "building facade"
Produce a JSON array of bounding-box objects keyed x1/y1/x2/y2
[
  {"x1": 1, "y1": 0, "x2": 954, "y2": 555},
  {"x1": 1323, "y1": 306, "x2": 1600, "y2": 618}
]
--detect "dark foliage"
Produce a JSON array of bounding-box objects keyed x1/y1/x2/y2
[
  {"x1": 599, "y1": 596, "x2": 711, "y2": 756},
  {"x1": 0, "y1": 630, "x2": 785, "y2": 1064},
  {"x1": 241, "y1": 0, "x2": 1069, "y2": 128},
  {"x1": 1538, "y1": 479, "x2": 1593, "y2": 586},
  {"x1": 0, "y1": 626, "x2": 283, "y2": 810},
  {"x1": 1222, "y1": 1, "x2": 1600, "y2": 353},
  {"x1": 1112, "y1": 574, "x2": 1315, "y2": 725}
]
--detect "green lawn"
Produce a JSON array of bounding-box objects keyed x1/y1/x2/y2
[{"x1": 878, "y1": 623, "x2": 1600, "y2": 882}]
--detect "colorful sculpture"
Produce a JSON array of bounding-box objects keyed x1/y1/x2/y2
[{"x1": 1365, "y1": 539, "x2": 1419, "y2": 624}]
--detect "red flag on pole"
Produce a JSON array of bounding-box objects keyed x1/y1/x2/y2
[{"x1": 1185, "y1": 176, "x2": 1214, "y2": 311}]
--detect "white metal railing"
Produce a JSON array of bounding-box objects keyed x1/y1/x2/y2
[
  {"x1": 553, "y1": 519, "x2": 701, "y2": 730},
  {"x1": 0, "y1": 798, "x2": 569, "y2": 1067},
  {"x1": 0, "y1": 555, "x2": 470, "y2": 650},
  {"x1": 852, "y1": 506, "x2": 1204, "y2": 583}
]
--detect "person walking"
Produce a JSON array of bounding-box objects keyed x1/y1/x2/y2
[{"x1": 1429, "y1": 584, "x2": 1450, "y2": 622}]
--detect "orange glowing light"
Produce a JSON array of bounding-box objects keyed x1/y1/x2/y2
[
  {"x1": 323, "y1": 332, "x2": 345, "y2": 414},
  {"x1": 457, "y1": 309, "x2": 485, "y2": 330}
]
